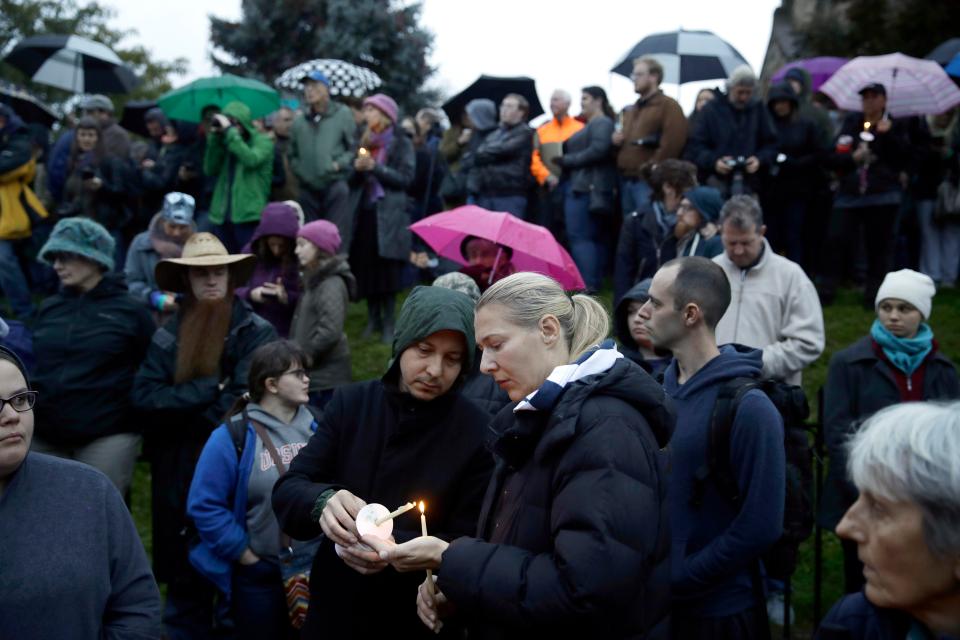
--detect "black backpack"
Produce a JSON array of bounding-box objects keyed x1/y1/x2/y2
[{"x1": 692, "y1": 377, "x2": 814, "y2": 580}]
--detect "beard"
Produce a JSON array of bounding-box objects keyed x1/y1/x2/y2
[{"x1": 174, "y1": 296, "x2": 234, "y2": 383}]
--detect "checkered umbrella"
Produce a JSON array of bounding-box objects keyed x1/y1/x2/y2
[
  {"x1": 275, "y1": 59, "x2": 382, "y2": 97},
  {"x1": 611, "y1": 29, "x2": 749, "y2": 85},
  {"x1": 3, "y1": 34, "x2": 138, "y2": 94}
]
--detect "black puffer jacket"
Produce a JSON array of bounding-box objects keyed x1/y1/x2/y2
[
  {"x1": 765, "y1": 83, "x2": 826, "y2": 197},
  {"x1": 469, "y1": 121, "x2": 533, "y2": 197},
  {"x1": 32, "y1": 274, "x2": 155, "y2": 445},
  {"x1": 438, "y1": 357, "x2": 675, "y2": 640}
]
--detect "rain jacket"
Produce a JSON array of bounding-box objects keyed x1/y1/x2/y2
[
  {"x1": 32, "y1": 274, "x2": 155, "y2": 445},
  {"x1": 662, "y1": 345, "x2": 785, "y2": 618},
  {"x1": 438, "y1": 356, "x2": 675, "y2": 640},
  {"x1": 616, "y1": 90, "x2": 688, "y2": 177},
  {"x1": 765, "y1": 83, "x2": 827, "y2": 198},
  {"x1": 531, "y1": 116, "x2": 583, "y2": 185},
  {"x1": 289, "y1": 255, "x2": 357, "y2": 392},
  {"x1": 0, "y1": 113, "x2": 48, "y2": 239},
  {"x1": 204, "y1": 102, "x2": 274, "y2": 225},
  {"x1": 289, "y1": 99, "x2": 356, "y2": 191},
  {"x1": 272, "y1": 286, "x2": 493, "y2": 639},
  {"x1": 469, "y1": 120, "x2": 533, "y2": 198}
]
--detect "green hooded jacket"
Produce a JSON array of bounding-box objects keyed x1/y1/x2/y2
[
  {"x1": 204, "y1": 101, "x2": 275, "y2": 225},
  {"x1": 388, "y1": 286, "x2": 476, "y2": 372}
]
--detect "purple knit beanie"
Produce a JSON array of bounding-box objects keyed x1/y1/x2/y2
[
  {"x1": 297, "y1": 220, "x2": 341, "y2": 256},
  {"x1": 363, "y1": 93, "x2": 399, "y2": 124}
]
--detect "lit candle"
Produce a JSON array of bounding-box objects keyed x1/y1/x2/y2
[
  {"x1": 374, "y1": 501, "x2": 416, "y2": 526},
  {"x1": 420, "y1": 501, "x2": 434, "y2": 594},
  {"x1": 358, "y1": 147, "x2": 369, "y2": 157}
]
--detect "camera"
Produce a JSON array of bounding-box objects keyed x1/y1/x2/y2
[
  {"x1": 724, "y1": 156, "x2": 748, "y2": 171},
  {"x1": 632, "y1": 133, "x2": 661, "y2": 149}
]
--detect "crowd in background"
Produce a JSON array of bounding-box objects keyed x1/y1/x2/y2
[{"x1": 1, "y1": 54, "x2": 960, "y2": 640}]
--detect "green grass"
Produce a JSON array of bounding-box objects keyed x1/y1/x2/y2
[{"x1": 115, "y1": 285, "x2": 959, "y2": 636}]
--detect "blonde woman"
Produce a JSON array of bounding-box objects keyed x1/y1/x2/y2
[{"x1": 366, "y1": 272, "x2": 675, "y2": 639}]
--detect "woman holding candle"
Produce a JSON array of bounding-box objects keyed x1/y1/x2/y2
[
  {"x1": 272, "y1": 285, "x2": 494, "y2": 638},
  {"x1": 366, "y1": 272, "x2": 675, "y2": 639}
]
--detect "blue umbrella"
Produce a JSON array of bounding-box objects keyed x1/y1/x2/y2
[
  {"x1": 611, "y1": 29, "x2": 749, "y2": 85},
  {"x1": 946, "y1": 53, "x2": 960, "y2": 79}
]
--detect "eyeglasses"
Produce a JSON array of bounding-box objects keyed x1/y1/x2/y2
[
  {"x1": 281, "y1": 369, "x2": 309, "y2": 380},
  {"x1": 0, "y1": 391, "x2": 38, "y2": 413}
]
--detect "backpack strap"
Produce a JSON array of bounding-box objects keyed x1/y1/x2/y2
[
  {"x1": 691, "y1": 376, "x2": 761, "y2": 508},
  {"x1": 227, "y1": 412, "x2": 248, "y2": 460}
]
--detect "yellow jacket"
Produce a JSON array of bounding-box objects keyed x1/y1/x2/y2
[
  {"x1": 0, "y1": 157, "x2": 49, "y2": 240},
  {"x1": 530, "y1": 116, "x2": 584, "y2": 185}
]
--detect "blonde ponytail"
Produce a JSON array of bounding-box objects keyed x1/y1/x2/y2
[{"x1": 477, "y1": 272, "x2": 610, "y2": 361}]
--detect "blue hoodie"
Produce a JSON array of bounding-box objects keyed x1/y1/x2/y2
[{"x1": 663, "y1": 344, "x2": 785, "y2": 617}]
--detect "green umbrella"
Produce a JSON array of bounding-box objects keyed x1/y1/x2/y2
[{"x1": 157, "y1": 74, "x2": 280, "y2": 123}]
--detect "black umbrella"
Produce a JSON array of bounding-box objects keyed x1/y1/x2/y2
[
  {"x1": 926, "y1": 38, "x2": 960, "y2": 66},
  {"x1": 3, "y1": 34, "x2": 138, "y2": 94},
  {"x1": 120, "y1": 100, "x2": 158, "y2": 138},
  {"x1": 442, "y1": 75, "x2": 544, "y2": 124},
  {"x1": 611, "y1": 29, "x2": 749, "y2": 85},
  {"x1": 0, "y1": 81, "x2": 57, "y2": 127}
]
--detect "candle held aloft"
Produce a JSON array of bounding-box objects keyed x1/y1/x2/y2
[{"x1": 420, "y1": 501, "x2": 435, "y2": 595}]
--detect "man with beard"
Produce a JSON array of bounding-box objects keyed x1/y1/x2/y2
[
  {"x1": 125, "y1": 191, "x2": 197, "y2": 323},
  {"x1": 272, "y1": 286, "x2": 493, "y2": 639},
  {"x1": 132, "y1": 232, "x2": 276, "y2": 639}
]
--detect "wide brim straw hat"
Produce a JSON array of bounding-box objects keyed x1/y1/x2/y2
[{"x1": 154, "y1": 232, "x2": 256, "y2": 293}]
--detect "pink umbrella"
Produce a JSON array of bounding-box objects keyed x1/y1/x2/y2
[
  {"x1": 820, "y1": 53, "x2": 960, "y2": 117},
  {"x1": 410, "y1": 205, "x2": 586, "y2": 291}
]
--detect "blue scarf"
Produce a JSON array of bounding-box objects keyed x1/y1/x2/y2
[
  {"x1": 515, "y1": 339, "x2": 622, "y2": 413},
  {"x1": 870, "y1": 319, "x2": 933, "y2": 375}
]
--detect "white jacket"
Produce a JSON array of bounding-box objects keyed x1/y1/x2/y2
[{"x1": 713, "y1": 239, "x2": 825, "y2": 385}]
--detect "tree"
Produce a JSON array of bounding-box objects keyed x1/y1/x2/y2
[
  {"x1": 0, "y1": 0, "x2": 187, "y2": 110},
  {"x1": 797, "y1": 0, "x2": 960, "y2": 59},
  {"x1": 209, "y1": 0, "x2": 435, "y2": 113}
]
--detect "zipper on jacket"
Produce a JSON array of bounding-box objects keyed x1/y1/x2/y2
[
  {"x1": 906, "y1": 375, "x2": 912, "y2": 392},
  {"x1": 732, "y1": 268, "x2": 747, "y2": 342}
]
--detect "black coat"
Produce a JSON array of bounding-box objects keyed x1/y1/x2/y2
[
  {"x1": 436, "y1": 358, "x2": 675, "y2": 640},
  {"x1": 613, "y1": 202, "x2": 673, "y2": 302},
  {"x1": 819, "y1": 336, "x2": 959, "y2": 528},
  {"x1": 559, "y1": 115, "x2": 617, "y2": 196},
  {"x1": 829, "y1": 113, "x2": 909, "y2": 201},
  {"x1": 349, "y1": 130, "x2": 415, "y2": 262},
  {"x1": 765, "y1": 86, "x2": 827, "y2": 198},
  {"x1": 62, "y1": 154, "x2": 136, "y2": 231},
  {"x1": 271, "y1": 372, "x2": 494, "y2": 639},
  {"x1": 131, "y1": 298, "x2": 277, "y2": 581},
  {"x1": 684, "y1": 92, "x2": 778, "y2": 188},
  {"x1": 469, "y1": 122, "x2": 533, "y2": 197},
  {"x1": 816, "y1": 592, "x2": 915, "y2": 640},
  {"x1": 32, "y1": 274, "x2": 155, "y2": 445}
]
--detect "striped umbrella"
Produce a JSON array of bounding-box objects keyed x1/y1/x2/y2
[
  {"x1": 820, "y1": 53, "x2": 960, "y2": 117},
  {"x1": 611, "y1": 29, "x2": 749, "y2": 85},
  {"x1": 3, "y1": 34, "x2": 138, "y2": 94}
]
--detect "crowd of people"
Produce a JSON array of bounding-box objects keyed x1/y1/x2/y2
[{"x1": 1, "y1": 53, "x2": 960, "y2": 640}]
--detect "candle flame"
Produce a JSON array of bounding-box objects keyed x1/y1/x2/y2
[
  {"x1": 419, "y1": 501, "x2": 425, "y2": 514},
  {"x1": 864, "y1": 122, "x2": 871, "y2": 130}
]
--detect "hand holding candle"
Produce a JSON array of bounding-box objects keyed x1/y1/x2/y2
[{"x1": 419, "y1": 501, "x2": 435, "y2": 595}]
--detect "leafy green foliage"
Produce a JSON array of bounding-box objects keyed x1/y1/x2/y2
[
  {"x1": 208, "y1": 0, "x2": 436, "y2": 113},
  {"x1": 797, "y1": 0, "x2": 960, "y2": 59},
  {"x1": 0, "y1": 0, "x2": 187, "y2": 112}
]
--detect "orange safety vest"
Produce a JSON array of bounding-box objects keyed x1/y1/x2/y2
[{"x1": 530, "y1": 116, "x2": 584, "y2": 185}]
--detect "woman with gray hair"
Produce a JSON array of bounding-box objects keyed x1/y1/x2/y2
[
  {"x1": 364, "y1": 272, "x2": 675, "y2": 638},
  {"x1": 817, "y1": 401, "x2": 960, "y2": 639}
]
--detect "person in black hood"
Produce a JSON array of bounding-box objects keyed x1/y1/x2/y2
[
  {"x1": 30, "y1": 218, "x2": 154, "y2": 495},
  {"x1": 367, "y1": 272, "x2": 675, "y2": 640},
  {"x1": 615, "y1": 278, "x2": 672, "y2": 376},
  {"x1": 272, "y1": 285, "x2": 494, "y2": 639},
  {"x1": 762, "y1": 82, "x2": 827, "y2": 265}
]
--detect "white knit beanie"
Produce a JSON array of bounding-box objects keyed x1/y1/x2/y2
[{"x1": 875, "y1": 269, "x2": 936, "y2": 320}]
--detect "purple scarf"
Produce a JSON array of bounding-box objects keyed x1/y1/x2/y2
[{"x1": 364, "y1": 126, "x2": 394, "y2": 204}]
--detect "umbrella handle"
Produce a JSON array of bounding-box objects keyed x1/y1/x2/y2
[{"x1": 489, "y1": 246, "x2": 503, "y2": 286}]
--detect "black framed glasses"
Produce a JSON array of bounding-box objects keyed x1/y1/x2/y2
[
  {"x1": 0, "y1": 391, "x2": 37, "y2": 413},
  {"x1": 281, "y1": 369, "x2": 309, "y2": 380}
]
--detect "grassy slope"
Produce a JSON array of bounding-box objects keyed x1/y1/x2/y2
[{"x1": 127, "y1": 286, "x2": 960, "y2": 634}]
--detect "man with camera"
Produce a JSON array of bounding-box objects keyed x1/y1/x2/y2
[
  {"x1": 613, "y1": 56, "x2": 688, "y2": 214},
  {"x1": 203, "y1": 101, "x2": 274, "y2": 253},
  {"x1": 685, "y1": 66, "x2": 778, "y2": 199}
]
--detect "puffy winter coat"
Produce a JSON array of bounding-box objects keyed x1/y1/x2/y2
[
  {"x1": 438, "y1": 358, "x2": 675, "y2": 639},
  {"x1": 469, "y1": 121, "x2": 533, "y2": 197}
]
